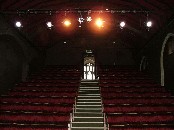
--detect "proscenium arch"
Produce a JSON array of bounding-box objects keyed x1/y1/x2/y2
[{"x1": 160, "y1": 33, "x2": 174, "y2": 86}]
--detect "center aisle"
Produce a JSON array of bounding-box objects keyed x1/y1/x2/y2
[{"x1": 71, "y1": 80, "x2": 105, "y2": 130}]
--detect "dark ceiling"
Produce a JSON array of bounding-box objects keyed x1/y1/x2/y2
[{"x1": 0, "y1": 0, "x2": 174, "y2": 49}]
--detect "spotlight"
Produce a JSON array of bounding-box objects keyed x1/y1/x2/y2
[
  {"x1": 95, "y1": 18, "x2": 104, "y2": 28},
  {"x1": 15, "y1": 21, "x2": 22, "y2": 28},
  {"x1": 87, "y1": 16, "x2": 92, "y2": 22},
  {"x1": 46, "y1": 22, "x2": 53, "y2": 28},
  {"x1": 146, "y1": 21, "x2": 152, "y2": 27},
  {"x1": 78, "y1": 17, "x2": 84, "y2": 24},
  {"x1": 63, "y1": 19, "x2": 71, "y2": 27},
  {"x1": 120, "y1": 21, "x2": 126, "y2": 28}
]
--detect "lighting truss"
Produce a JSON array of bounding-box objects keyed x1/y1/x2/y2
[
  {"x1": 1, "y1": 9, "x2": 152, "y2": 15},
  {"x1": 9, "y1": 9, "x2": 153, "y2": 29}
]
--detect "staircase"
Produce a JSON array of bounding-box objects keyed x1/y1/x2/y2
[{"x1": 71, "y1": 80, "x2": 105, "y2": 130}]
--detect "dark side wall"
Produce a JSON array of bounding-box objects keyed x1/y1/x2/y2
[
  {"x1": 0, "y1": 35, "x2": 24, "y2": 93},
  {"x1": 0, "y1": 14, "x2": 42, "y2": 94},
  {"x1": 46, "y1": 44, "x2": 83, "y2": 65},
  {"x1": 138, "y1": 16, "x2": 174, "y2": 90},
  {"x1": 96, "y1": 48, "x2": 135, "y2": 66}
]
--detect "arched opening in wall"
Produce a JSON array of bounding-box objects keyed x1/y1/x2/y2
[
  {"x1": 83, "y1": 50, "x2": 95, "y2": 80},
  {"x1": 163, "y1": 35, "x2": 174, "y2": 92},
  {"x1": 140, "y1": 56, "x2": 149, "y2": 72}
]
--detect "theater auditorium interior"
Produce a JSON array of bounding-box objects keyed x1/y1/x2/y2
[{"x1": 0, "y1": 0, "x2": 174, "y2": 130}]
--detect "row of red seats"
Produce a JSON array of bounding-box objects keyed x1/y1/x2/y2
[
  {"x1": 100, "y1": 77, "x2": 152, "y2": 80},
  {"x1": 29, "y1": 76, "x2": 79, "y2": 80},
  {"x1": 101, "y1": 86, "x2": 166, "y2": 92},
  {"x1": 12, "y1": 87, "x2": 78, "y2": 91},
  {"x1": 29, "y1": 74, "x2": 80, "y2": 78},
  {"x1": 99, "y1": 74, "x2": 150, "y2": 78},
  {"x1": 99, "y1": 83, "x2": 160, "y2": 87},
  {"x1": 102, "y1": 92, "x2": 171, "y2": 97},
  {"x1": 107, "y1": 122, "x2": 174, "y2": 130},
  {"x1": 0, "y1": 104, "x2": 72, "y2": 112},
  {"x1": 1, "y1": 96, "x2": 75, "y2": 104},
  {"x1": 100, "y1": 79, "x2": 154, "y2": 82},
  {"x1": 103, "y1": 97, "x2": 174, "y2": 104},
  {"x1": 0, "y1": 114, "x2": 70, "y2": 122},
  {"x1": 103, "y1": 105, "x2": 174, "y2": 113},
  {"x1": 107, "y1": 114, "x2": 174, "y2": 123},
  {"x1": 36, "y1": 70, "x2": 80, "y2": 73},
  {"x1": 37, "y1": 65, "x2": 80, "y2": 69},
  {"x1": 32, "y1": 71, "x2": 81, "y2": 75},
  {"x1": 41, "y1": 68, "x2": 80, "y2": 70},
  {"x1": 28, "y1": 79, "x2": 80, "y2": 82},
  {"x1": 99, "y1": 72, "x2": 149, "y2": 74},
  {"x1": 99, "y1": 71, "x2": 146, "y2": 74},
  {"x1": 8, "y1": 91, "x2": 77, "y2": 97},
  {"x1": 0, "y1": 126, "x2": 68, "y2": 130},
  {"x1": 16, "y1": 82, "x2": 79, "y2": 87}
]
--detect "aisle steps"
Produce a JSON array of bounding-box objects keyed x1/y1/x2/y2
[{"x1": 71, "y1": 80, "x2": 105, "y2": 130}]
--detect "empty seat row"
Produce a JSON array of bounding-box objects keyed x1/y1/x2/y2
[
  {"x1": 16, "y1": 82, "x2": 80, "y2": 87},
  {"x1": 103, "y1": 97, "x2": 174, "y2": 104},
  {"x1": 1, "y1": 96, "x2": 75, "y2": 104},
  {"x1": 7, "y1": 91, "x2": 77, "y2": 97},
  {"x1": 101, "y1": 86, "x2": 166, "y2": 92}
]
